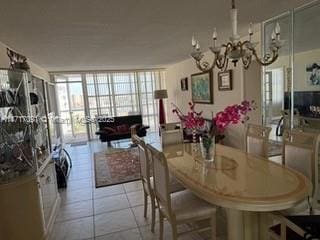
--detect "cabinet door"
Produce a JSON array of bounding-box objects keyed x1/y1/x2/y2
[{"x1": 39, "y1": 161, "x2": 58, "y2": 230}]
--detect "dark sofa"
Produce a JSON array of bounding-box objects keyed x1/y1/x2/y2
[{"x1": 95, "y1": 115, "x2": 149, "y2": 145}]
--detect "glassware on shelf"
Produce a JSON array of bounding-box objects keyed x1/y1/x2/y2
[
  {"x1": 0, "y1": 69, "x2": 37, "y2": 184},
  {"x1": 30, "y1": 76, "x2": 50, "y2": 169}
]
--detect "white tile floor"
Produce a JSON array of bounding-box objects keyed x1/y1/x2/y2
[{"x1": 49, "y1": 139, "x2": 225, "y2": 240}]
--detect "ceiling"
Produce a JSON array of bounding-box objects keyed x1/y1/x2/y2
[{"x1": 0, "y1": 0, "x2": 314, "y2": 71}]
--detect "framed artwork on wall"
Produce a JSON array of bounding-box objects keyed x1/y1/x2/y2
[
  {"x1": 180, "y1": 77, "x2": 188, "y2": 91},
  {"x1": 191, "y1": 70, "x2": 213, "y2": 104},
  {"x1": 306, "y1": 63, "x2": 320, "y2": 85},
  {"x1": 218, "y1": 70, "x2": 233, "y2": 91}
]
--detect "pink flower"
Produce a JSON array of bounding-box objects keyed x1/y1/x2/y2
[
  {"x1": 172, "y1": 102, "x2": 205, "y2": 130},
  {"x1": 213, "y1": 100, "x2": 255, "y2": 133}
]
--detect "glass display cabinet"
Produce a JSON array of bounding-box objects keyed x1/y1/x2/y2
[
  {"x1": 30, "y1": 75, "x2": 51, "y2": 170},
  {"x1": 0, "y1": 69, "x2": 60, "y2": 240},
  {"x1": 0, "y1": 69, "x2": 36, "y2": 184}
]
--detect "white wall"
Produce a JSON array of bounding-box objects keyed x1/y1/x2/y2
[
  {"x1": 0, "y1": 41, "x2": 49, "y2": 81},
  {"x1": 164, "y1": 32, "x2": 262, "y2": 150}
]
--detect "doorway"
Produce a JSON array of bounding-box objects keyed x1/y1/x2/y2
[
  {"x1": 55, "y1": 74, "x2": 88, "y2": 143},
  {"x1": 264, "y1": 68, "x2": 285, "y2": 141}
]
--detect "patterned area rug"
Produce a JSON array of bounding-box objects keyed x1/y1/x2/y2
[{"x1": 94, "y1": 147, "x2": 140, "y2": 188}]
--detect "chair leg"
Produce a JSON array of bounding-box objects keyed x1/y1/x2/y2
[
  {"x1": 211, "y1": 214, "x2": 216, "y2": 240},
  {"x1": 159, "y1": 212, "x2": 164, "y2": 240},
  {"x1": 143, "y1": 191, "x2": 148, "y2": 218},
  {"x1": 151, "y1": 195, "x2": 156, "y2": 233},
  {"x1": 171, "y1": 222, "x2": 178, "y2": 240}
]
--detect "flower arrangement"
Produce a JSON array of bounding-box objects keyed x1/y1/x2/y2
[
  {"x1": 172, "y1": 100, "x2": 255, "y2": 161},
  {"x1": 172, "y1": 102, "x2": 205, "y2": 130},
  {"x1": 213, "y1": 100, "x2": 256, "y2": 134},
  {"x1": 172, "y1": 100, "x2": 256, "y2": 142},
  {"x1": 172, "y1": 102, "x2": 205, "y2": 142}
]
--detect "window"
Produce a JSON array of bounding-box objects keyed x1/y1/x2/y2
[{"x1": 53, "y1": 70, "x2": 164, "y2": 141}]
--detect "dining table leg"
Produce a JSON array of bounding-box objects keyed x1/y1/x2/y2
[
  {"x1": 227, "y1": 208, "x2": 244, "y2": 240},
  {"x1": 227, "y1": 209, "x2": 264, "y2": 240}
]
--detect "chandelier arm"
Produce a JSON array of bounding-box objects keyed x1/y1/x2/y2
[
  {"x1": 195, "y1": 60, "x2": 210, "y2": 72},
  {"x1": 242, "y1": 55, "x2": 252, "y2": 69},
  {"x1": 223, "y1": 58, "x2": 229, "y2": 72},
  {"x1": 216, "y1": 43, "x2": 232, "y2": 70},
  {"x1": 251, "y1": 48, "x2": 279, "y2": 66},
  {"x1": 195, "y1": 57, "x2": 217, "y2": 72},
  {"x1": 240, "y1": 41, "x2": 252, "y2": 69}
]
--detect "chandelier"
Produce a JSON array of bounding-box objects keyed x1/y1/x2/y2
[{"x1": 191, "y1": 0, "x2": 284, "y2": 72}]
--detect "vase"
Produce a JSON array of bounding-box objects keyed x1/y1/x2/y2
[{"x1": 199, "y1": 135, "x2": 215, "y2": 162}]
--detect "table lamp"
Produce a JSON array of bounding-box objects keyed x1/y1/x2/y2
[{"x1": 154, "y1": 89, "x2": 168, "y2": 124}]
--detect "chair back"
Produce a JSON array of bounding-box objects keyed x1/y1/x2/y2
[
  {"x1": 147, "y1": 144, "x2": 172, "y2": 216},
  {"x1": 245, "y1": 124, "x2": 271, "y2": 158},
  {"x1": 161, "y1": 127, "x2": 183, "y2": 146},
  {"x1": 160, "y1": 122, "x2": 181, "y2": 131},
  {"x1": 132, "y1": 134, "x2": 152, "y2": 193},
  {"x1": 283, "y1": 130, "x2": 320, "y2": 202}
]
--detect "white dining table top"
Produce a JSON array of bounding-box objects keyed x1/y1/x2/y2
[{"x1": 149, "y1": 142, "x2": 312, "y2": 212}]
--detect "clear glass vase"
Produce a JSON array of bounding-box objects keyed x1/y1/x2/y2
[
  {"x1": 192, "y1": 128, "x2": 197, "y2": 143},
  {"x1": 199, "y1": 135, "x2": 215, "y2": 162}
]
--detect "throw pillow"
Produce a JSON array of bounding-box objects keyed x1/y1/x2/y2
[
  {"x1": 103, "y1": 126, "x2": 116, "y2": 133},
  {"x1": 116, "y1": 124, "x2": 130, "y2": 133}
]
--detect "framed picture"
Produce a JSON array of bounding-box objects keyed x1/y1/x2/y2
[
  {"x1": 306, "y1": 63, "x2": 320, "y2": 85},
  {"x1": 191, "y1": 70, "x2": 213, "y2": 104},
  {"x1": 180, "y1": 77, "x2": 188, "y2": 91},
  {"x1": 218, "y1": 70, "x2": 232, "y2": 91}
]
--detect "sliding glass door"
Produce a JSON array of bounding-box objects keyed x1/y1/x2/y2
[{"x1": 55, "y1": 74, "x2": 88, "y2": 143}]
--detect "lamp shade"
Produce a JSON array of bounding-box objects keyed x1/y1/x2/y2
[{"x1": 154, "y1": 89, "x2": 168, "y2": 99}]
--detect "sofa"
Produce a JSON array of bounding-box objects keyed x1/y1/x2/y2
[{"x1": 95, "y1": 115, "x2": 149, "y2": 145}]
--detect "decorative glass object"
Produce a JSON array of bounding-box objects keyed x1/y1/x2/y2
[
  {"x1": 0, "y1": 69, "x2": 36, "y2": 184},
  {"x1": 199, "y1": 135, "x2": 215, "y2": 162},
  {"x1": 192, "y1": 128, "x2": 197, "y2": 143}
]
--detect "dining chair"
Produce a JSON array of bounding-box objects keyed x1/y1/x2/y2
[
  {"x1": 244, "y1": 124, "x2": 271, "y2": 158},
  {"x1": 132, "y1": 134, "x2": 184, "y2": 233},
  {"x1": 147, "y1": 144, "x2": 217, "y2": 240},
  {"x1": 160, "y1": 126, "x2": 184, "y2": 146},
  {"x1": 268, "y1": 213, "x2": 308, "y2": 240},
  {"x1": 160, "y1": 122, "x2": 181, "y2": 131},
  {"x1": 281, "y1": 129, "x2": 320, "y2": 214}
]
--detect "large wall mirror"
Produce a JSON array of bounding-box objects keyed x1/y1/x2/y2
[{"x1": 262, "y1": 1, "x2": 320, "y2": 142}]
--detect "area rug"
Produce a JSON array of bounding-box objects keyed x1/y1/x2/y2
[{"x1": 94, "y1": 147, "x2": 140, "y2": 188}]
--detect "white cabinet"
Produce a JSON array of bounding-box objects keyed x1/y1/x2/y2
[{"x1": 38, "y1": 160, "x2": 60, "y2": 237}]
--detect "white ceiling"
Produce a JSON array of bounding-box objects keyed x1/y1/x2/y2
[{"x1": 0, "y1": 0, "x2": 314, "y2": 71}]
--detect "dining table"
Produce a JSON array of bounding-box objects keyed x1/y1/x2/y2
[{"x1": 148, "y1": 141, "x2": 312, "y2": 240}]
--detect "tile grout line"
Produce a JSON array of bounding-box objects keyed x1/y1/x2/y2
[
  {"x1": 125, "y1": 187, "x2": 144, "y2": 240},
  {"x1": 94, "y1": 226, "x2": 140, "y2": 239},
  {"x1": 91, "y1": 154, "x2": 96, "y2": 240}
]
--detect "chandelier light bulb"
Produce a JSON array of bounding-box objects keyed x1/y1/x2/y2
[
  {"x1": 192, "y1": 35, "x2": 196, "y2": 47},
  {"x1": 196, "y1": 41, "x2": 200, "y2": 51},
  {"x1": 275, "y1": 22, "x2": 281, "y2": 35},
  {"x1": 212, "y1": 28, "x2": 217, "y2": 39},
  {"x1": 248, "y1": 23, "x2": 253, "y2": 35},
  {"x1": 271, "y1": 30, "x2": 276, "y2": 40}
]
